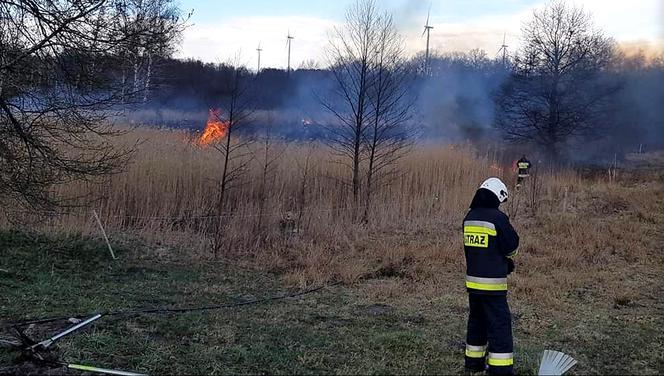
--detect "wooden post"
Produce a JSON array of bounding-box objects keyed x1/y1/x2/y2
[{"x1": 93, "y1": 210, "x2": 116, "y2": 260}]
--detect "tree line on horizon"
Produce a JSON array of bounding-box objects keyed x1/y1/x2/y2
[{"x1": 144, "y1": 15, "x2": 664, "y2": 162}]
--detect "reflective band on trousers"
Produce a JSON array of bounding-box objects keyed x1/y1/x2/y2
[
  {"x1": 465, "y1": 344, "x2": 486, "y2": 358},
  {"x1": 463, "y1": 220, "x2": 497, "y2": 236},
  {"x1": 488, "y1": 352, "x2": 514, "y2": 366},
  {"x1": 466, "y1": 275, "x2": 508, "y2": 291},
  {"x1": 518, "y1": 174, "x2": 529, "y2": 178}
]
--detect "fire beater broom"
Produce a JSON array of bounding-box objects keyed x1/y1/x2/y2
[{"x1": 538, "y1": 350, "x2": 577, "y2": 375}]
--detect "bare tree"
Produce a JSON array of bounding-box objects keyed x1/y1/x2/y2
[
  {"x1": 251, "y1": 112, "x2": 287, "y2": 233},
  {"x1": 198, "y1": 62, "x2": 255, "y2": 258},
  {"x1": 362, "y1": 15, "x2": 416, "y2": 223},
  {"x1": 322, "y1": 0, "x2": 380, "y2": 208},
  {"x1": 0, "y1": 0, "x2": 185, "y2": 210},
  {"x1": 323, "y1": 0, "x2": 415, "y2": 215},
  {"x1": 298, "y1": 59, "x2": 321, "y2": 70},
  {"x1": 114, "y1": 0, "x2": 188, "y2": 104},
  {"x1": 494, "y1": 0, "x2": 616, "y2": 160},
  {"x1": 209, "y1": 63, "x2": 255, "y2": 215}
]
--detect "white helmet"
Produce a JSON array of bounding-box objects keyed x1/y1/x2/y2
[{"x1": 480, "y1": 177, "x2": 508, "y2": 203}]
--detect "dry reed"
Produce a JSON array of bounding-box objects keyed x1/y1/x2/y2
[{"x1": 2, "y1": 127, "x2": 661, "y2": 301}]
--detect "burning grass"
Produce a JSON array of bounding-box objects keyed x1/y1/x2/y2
[{"x1": 198, "y1": 108, "x2": 229, "y2": 146}]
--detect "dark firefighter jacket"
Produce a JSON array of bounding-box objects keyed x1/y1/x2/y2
[
  {"x1": 463, "y1": 188, "x2": 519, "y2": 295},
  {"x1": 517, "y1": 157, "x2": 531, "y2": 177}
]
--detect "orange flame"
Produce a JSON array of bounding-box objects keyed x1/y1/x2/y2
[{"x1": 198, "y1": 108, "x2": 229, "y2": 146}]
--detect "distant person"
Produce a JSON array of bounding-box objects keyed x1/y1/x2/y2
[
  {"x1": 463, "y1": 178, "x2": 519, "y2": 375},
  {"x1": 516, "y1": 155, "x2": 531, "y2": 188}
]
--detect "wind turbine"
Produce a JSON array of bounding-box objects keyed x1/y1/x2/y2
[
  {"x1": 286, "y1": 30, "x2": 294, "y2": 75},
  {"x1": 497, "y1": 33, "x2": 509, "y2": 67},
  {"x1": 422, "y1": 5, "x2": 434, "y2": 75},
  {"x1": 256, "y1": 41, "x2": 262, "y2": 73}
]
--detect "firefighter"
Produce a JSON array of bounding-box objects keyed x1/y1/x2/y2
[
  {"x1": 463, "y1": 177, "x2": 519, "y2": 375},
  {"x1": 516, "y1": 155, "x2": 531, "y2": 187}
]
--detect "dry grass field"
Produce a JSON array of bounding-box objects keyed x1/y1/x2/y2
[
  {"x1": 2, "y1": 128, "x2": 663, "y2": 374},
  {"x1": 3, "y1": 128, "x2": 517, "y2": 283}
]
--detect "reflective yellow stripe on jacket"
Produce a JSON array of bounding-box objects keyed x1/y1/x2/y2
[
  {"x1": 464, "y1": 220, "x2": 496, "y2": 248},
  {"x1": 464, "y1": 220, "x2": 497, "y2": 235},
  {"x1": 465, "y1": 275, "x2": 508, "y2": 291},
  {"x1": 518, "y1": 162, "x2": 529, "y2": 169}
]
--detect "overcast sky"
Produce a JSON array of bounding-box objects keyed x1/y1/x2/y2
[{"x1": 176, "y1": 0, "x2": 664, "y2": 69}]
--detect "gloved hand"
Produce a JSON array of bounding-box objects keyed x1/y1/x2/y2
[{"x1": 507, "y1": 258, "x2": 515, "y2": 274}]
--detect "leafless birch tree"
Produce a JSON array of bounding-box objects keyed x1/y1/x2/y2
[{"x1": 114, "y1": 0, "x2": 188, "y2": 104}]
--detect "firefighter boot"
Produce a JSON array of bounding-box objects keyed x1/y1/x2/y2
[
  {"x1": 485, "y1": 295, "x2": 514, "y2": 376},
  {"x1": 465, "y1": 294, "x2": 488, "y2": 373}
]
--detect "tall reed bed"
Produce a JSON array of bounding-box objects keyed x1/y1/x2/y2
[
  {"x1": 5, "y1": 127, "x2": 655, "y2": 293},
  {"x1": 4, "y1": 129, "x2": 500, "y2": 248}
]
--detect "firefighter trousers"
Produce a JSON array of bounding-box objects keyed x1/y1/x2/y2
[{"x1": 465, "y1": 293, "x2": 514, "y2": 375}]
